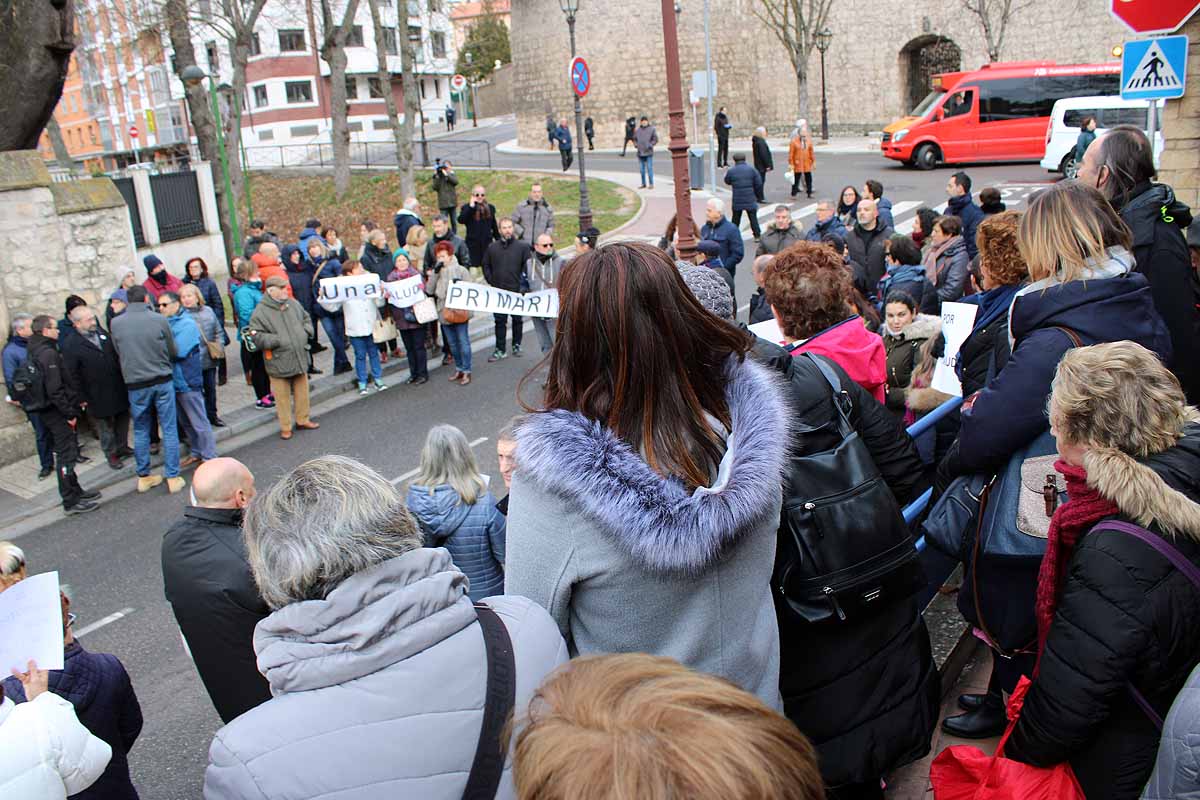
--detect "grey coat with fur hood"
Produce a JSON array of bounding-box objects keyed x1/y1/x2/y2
[{"x1": 505, "y1": 357, "x2": 789, "y2": 709}]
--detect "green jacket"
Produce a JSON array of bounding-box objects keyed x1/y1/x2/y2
[{"x1": 247, "y1": 294, "x2": 312, "y2": 378}]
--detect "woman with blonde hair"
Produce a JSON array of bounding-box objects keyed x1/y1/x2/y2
[
  {"x1": 1002, "y1": 341, "x2": 1200, "y2": 800},
  {"x1": 513, "y1": 653, "x2": 825, "y2": 800},
  {"x1": 789, "y1": 119, "x2": 815, "y2": 198},
  {"x1": 406, "y1": 424, "x2": 505, "y2": 600},
  {"x1": 179, "y1": 283, "x2": 224, "y2": 427}
]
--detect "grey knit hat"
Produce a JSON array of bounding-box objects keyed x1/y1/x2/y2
[{"x1": 676, "y1": 261, "x2": 734, "y2": 321}]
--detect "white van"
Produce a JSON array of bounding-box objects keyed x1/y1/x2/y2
[{"x1": 1042, "y1": 96, "x2": 1164, "y2": 178}]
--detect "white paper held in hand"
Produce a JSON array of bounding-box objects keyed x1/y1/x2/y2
[
  {"x1": 931, "y1": 302, "x2": 979, "y2": 397},
  {"x1": 0, "y1": 570, "x2": 64, "y2": 673}
]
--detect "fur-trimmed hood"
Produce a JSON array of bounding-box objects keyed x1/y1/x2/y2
[
  {"x1": 883, "y1": 313, "x2": 940, "y2": 342},
  {"x1": 514, "y1": 357, "x2": 790, "y2": 574},
  {"x1": 1085, "y1": 422, "x2": 1200, "y2": 540}
]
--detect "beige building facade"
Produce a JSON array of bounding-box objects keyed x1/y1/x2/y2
[{"x1": 513, "y1": 0, "x2": 1138, "y2": 148}]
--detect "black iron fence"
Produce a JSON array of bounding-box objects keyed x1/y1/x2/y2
[
  {"x1": 149, "y1": 171, "x2": 205, "y2": 243},
  {"x1": 242, "y1": 139, "x2": 492, "y2": 170},
  {"x1": 112, "y1": 177, "x2": 145, "y2": 248}
]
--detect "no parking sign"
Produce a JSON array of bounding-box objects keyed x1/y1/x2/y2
[{"x1": 570, "y1": 57, "x2": 590, "y2": 98}]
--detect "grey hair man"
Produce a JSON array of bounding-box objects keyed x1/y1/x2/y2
[
  {"x1": 394, "y1": 196, "x2": 423, "y2": 250},
  {"x1": 162, "y1": 457, "x2": 269, "y2": 724},
  {"x1": 60, "y1": 305, "x2": 130, "y2": 470},
  {"x1": 205, "y1": 455, "x2": 567, "y2": 799},
  {"x1": 748, "y1": 255, "x2": 776, "y2": 324},
  {"x1": 2, "y1": 312, "x2": 54, "y2": 479},
  {"x1": 804, "y1": 198, "x2": 848, "y2": 244},
  {"x1": 527, "y1": 233, "x2": 563, "y2": 353}
]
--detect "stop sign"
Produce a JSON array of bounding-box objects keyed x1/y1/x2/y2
[{"x1": 1111, "y1": 0, "x2": 1200, "y2": 33}]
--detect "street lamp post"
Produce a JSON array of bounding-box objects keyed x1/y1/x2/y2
[
  {"x1": 182, "y1": 64, "x2": 240, "y2": 248},
  {"x1": 560, "y1": 0, "x2": 593, "y2": 232},
  {"x1": 815, "y1": 27, "x2": 833, "y2": 144},
  {"x1": 464, "y1": 52, "x2": 478, "y2": 128},
  {"x1": 660, "y1": 0, "x2": 696, "y2": 259}
]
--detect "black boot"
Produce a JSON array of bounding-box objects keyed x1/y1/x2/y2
[
  {"x1": 942, "y1": 691, "x2": 1006, "y2": 739},
  {"x1": 958, "y1": 693, "x2": 988, "y2": 711}
]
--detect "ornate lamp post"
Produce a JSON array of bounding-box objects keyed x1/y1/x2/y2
[
  {"x1": 560, "y1": 0, "x2": 593, "y2": 231},
  {"x1": 659, "y1": 0, "x2": 696, "y2": 259},
  {"x1": 181, "y1": 63, "x2": 240, "y2": 246},
  {"x1": 814, "y1": 27, "x2": 833, "y2": 144}
]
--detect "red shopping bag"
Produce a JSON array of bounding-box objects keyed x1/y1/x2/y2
[{"x1": 929, "y1": 677, "x2": 1085, "y2": 800}]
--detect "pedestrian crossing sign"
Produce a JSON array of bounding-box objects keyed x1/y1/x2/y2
[{"x1": 1121, "y1": 35, "x2": 1189, "y2": 99}]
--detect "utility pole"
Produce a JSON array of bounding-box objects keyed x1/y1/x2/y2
[
  {"x1": 660, "y1": 0, "x2": 696, "y2": 259},
  {"x1": 562, "y1": 1, "x2": 593, "y2": 231}
]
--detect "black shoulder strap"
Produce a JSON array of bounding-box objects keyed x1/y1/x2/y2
[
  {"x1": 803, "y1": 353, "x2": 855, "y2": 438},
  {"x1": 462, "y1": 603, "x2": 516, "y2": 800}
]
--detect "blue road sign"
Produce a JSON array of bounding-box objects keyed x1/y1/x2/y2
[{"x1": 1121, "y1": 35, "x2": 1189, "y2": 99}]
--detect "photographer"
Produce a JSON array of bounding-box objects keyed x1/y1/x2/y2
[{"x1": 432, "y1": 159, "x2": 459, "y2": 235}]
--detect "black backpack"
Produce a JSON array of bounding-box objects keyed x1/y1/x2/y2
[
  {"x1": 9, "y1": 358, "x2": 46, "y2": 410},
  {"x1": 774, "y1": 354, "x2": 924, "y2": 625}
]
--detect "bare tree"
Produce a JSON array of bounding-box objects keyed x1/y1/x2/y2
[
  {"x1": 366, "y1": 0, "x2": 413, "y2": 196},
  {"x1": 962, "y1": 0, "x2": 1033, "y2": 62},
  {"x1": 44, "y1": 118, "x2": 77, "y2": 174},
  {"x1": 211, "y1": 0, "x2": 270, "y2": 220},
  {"x1": 751, "y1": 0, "x2": 835, "y2": 120},
  {"x1": 398, "y1": 6, "x2": 422, "y2": 174},
  {"x1": 320, "y1": 0, "x2": 362, "y2": 198}
]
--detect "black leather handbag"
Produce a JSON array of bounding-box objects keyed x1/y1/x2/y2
[{"x1": 775, "y1": 355, "x2": 925, "y2": 624}]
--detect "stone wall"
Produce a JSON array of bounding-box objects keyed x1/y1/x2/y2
[
  {"x1": 513, "y1": 0, "x2": 1134, "y2": 148},
  {"x1": 1157, "y1": 16, "x2": 1199, "y2": 210},
  {"x1": 475, "y1": 63, "x2": 515, "y2": 120},
  {"x1": 0, "y1": 151, "x2": 137, "y2": 465}
]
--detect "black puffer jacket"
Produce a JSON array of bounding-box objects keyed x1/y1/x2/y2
[
  {"x1": 1120, "y1": 182, "x2": 1199, "y2": 404},
  {"x1": 755, "y1": 340, "x2": 939, "y2": 787},
  {"x1": 1007, "y1": 425, "x2": 1200, "y2": 800}
]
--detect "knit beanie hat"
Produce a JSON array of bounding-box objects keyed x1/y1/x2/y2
[
  {"x1": 676, "y1": 261, "x2": 734, "y2": 321},
  {"x1": 143, "y1": 254, "x2": 163, "y2": 270}
]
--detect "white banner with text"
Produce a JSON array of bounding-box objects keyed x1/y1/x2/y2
[
  {"x1": 318, "y1": 274, "x2": 425, "y2": 308},
  {"x1": 444, "y1": 282, "x2": 559, "y2": 319}
]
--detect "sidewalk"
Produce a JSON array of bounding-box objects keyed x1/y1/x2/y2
[{"x1": 497, "y1": 133, "x2": 881, "y2": 156}]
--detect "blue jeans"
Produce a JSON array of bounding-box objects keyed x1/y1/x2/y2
[
  {"x1": 129, "y1": 381, "x2": 180, "y2": 477},
  {"x1": 177, "y1": 390, "x2": 218, "y2": 461},
  {"x1": 442, "y1": 322, "x2": 472, "y2": 373},
  {"x1": 349, "y1": 335, "x2": 382, "y2": 385},
  {"x1": 26, "y1": 411, "x2": 53, "y2": 471},
  {"x1": 320, "y1": 314, "x2": 350, "y2": 370},
  {"x1": 639, "y1": 154, "x2": 654, "y2": 186}
]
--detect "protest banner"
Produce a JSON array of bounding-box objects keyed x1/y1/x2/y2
[
  {"x1": 931, "y1": 301, "x2": 978, "y2": 397},
  {"x1": 317, "y1": 274, "x2": 381, "y2": 306},
  {"x1": 444, "y1": 281, "x2": 559, "y2": 319},
  {"x1": 0, "y1": 571, "x2": 64, "y2": 673},
  {"x1": 381, "y1": 275, "x2": 424, "y2": 308}
]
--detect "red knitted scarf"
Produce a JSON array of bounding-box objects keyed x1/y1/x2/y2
[{"x1": 1034, "y1": 460, "x2": 1119, "y2": 671}]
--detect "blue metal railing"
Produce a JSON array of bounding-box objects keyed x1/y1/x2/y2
[{"x1": 899, "y1": 396, "x2": 964, "y2": 552}]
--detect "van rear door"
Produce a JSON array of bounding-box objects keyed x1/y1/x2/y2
[{"x1": 935, "y1": 87, "x2": 978, "y2": 162}]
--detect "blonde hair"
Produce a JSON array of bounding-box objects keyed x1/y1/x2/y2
[
  {"x1": 1050, "y1": 341, "x2": 1199, "y2": 458},
  {"x1": 411, "y1": 424, "x2": 486, "y2": 505},
  {"x1": 1018, "y1": 180, "x2": 1133, "y2": 282},
  {"x1": 179, "y1": 283, "x2": 205, "y2": 307},
  {"x1": 512, "y1": 654, "x2": 825, "y2": 800},
  {"x1": 405, "y1": 225, "x2": 428, "y2": 249},
  {"x1": 0, "y1": 541, "x2": 26, "y2": 591}
]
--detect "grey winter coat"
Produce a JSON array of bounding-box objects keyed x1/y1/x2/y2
[
  {"x1": 203, "y1": 548, "x2": 568, "y2": 800},
  {"x1": 407, "y1": 484, "x2": 507, "y2": 601},
  {"x1": 185, "y1": 306, "x2": 223, "y2": 370},
  {"x1": 510, "y1": 199, "x2": 554, "y2": 245},
  {"x1": 505, "y1": 357, "x2": 789, "y2": 709},
  {"x1": 756, "y1": 221, "x2": 804, "y2": 256},
  {"x1": 1144, "y1": 663, "x2": 1200, "y2": 799},
  {"x1": 526, "y1": 252, "x2": 564, "y2": 291},
  {"x1": 634, "y1": 124, "x2": 658, "y2": 157}
]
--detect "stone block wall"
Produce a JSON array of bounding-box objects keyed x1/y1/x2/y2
[
  {"x1": 1157, "y1": 16, "x2": 1199, "y2": 210},
  {"x1": 476, "y1": 63, "x2": 516, "y2": 120}
]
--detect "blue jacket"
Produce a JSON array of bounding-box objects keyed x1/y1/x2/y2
[
  {"x1": 552, "y1": 124, "x2": 572, "y2": 151},
  {"x1": 955, "y1": 270, "x2": 1171, "y2": 475},
  {"x1": 1, "y1": 336, "x2": 27, "y2": 397},
  {"x1": 3, "y1": 641, "x2": 143, "y2": 800},
  {"x1": 298, "y1": 227, "x2": 325, "y2": 258},
  {"x1": 877, "y1": 263, "x2": 938, "y2": 315},
  {"x1": 392, "y1": 211, "x2": 423, "y2": 251},
  {"x1": 875, "y1": 196, "x2": 895, "y2": 229},
  {"x1": 232, "y1": 281, "x2": 263, "y2": 341},
  {"x1": 700, "y1": 216, "x2": 745, "y2": 272},
  {"x1": 805, "y1": 215, "x2": 848, "y2": 243},
  {"x1": 724, "y1": 163, "x2": 762, "y2": 211},
  {"x1": 313, "y1": 259, "x2": 344, "y2": 319},
  {"x1": 947, "y1": 193, "x2": 985, "y2": 261},
  {"x1": 406, "y1": 483, "x2": 506, "y2": 602},
  {"x1": 168, "y1": 311, "x2": 204, "y2": 392}
]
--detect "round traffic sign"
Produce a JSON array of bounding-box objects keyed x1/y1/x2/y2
[
  {"x1": 570, "y1": 56, "x2": 590, "y2": 98},
  {"x1": 450, "y1": 73, "x2": 467, "y2": 92},
  {"x1": 129, "y1": 124, "x2": 139, "y2": 138},
  {"x1": 1111, "y1": 0, "x2": 1200, "y2": 33}
]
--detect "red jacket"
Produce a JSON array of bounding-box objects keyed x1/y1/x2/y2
[
  {"x1": 792, "y1": 317, "x2": 887, "y2": 404},
  {"x1": 142, "y1": 272, "x2": 184, "y2": 300},
  {"x1": 251, "y1": 253, "x2": 294, "y2": 298}
]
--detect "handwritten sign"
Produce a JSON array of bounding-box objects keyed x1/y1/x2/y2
[
  {"x1": 0, "y1": 571, "x2": 64, "y2": 673},
  {"x1": 931, "y1": 302, "x2": 978, "y2": 397},
  {"x1": 444, "y1": 282, "x2": 559, "y2": 319}
]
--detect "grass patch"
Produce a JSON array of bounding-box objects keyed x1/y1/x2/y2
[{"x1": 248, "y1": 169, "x2": 639, "y2": 254}]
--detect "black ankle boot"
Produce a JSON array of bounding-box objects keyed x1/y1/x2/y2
[{"x1": 942, "y1": 692, "x2": 1006, "y2": 739}]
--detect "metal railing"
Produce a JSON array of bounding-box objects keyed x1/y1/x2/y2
[
  {"x1": 899, "y1": 396, "x2": 965, "y2": 550},
  {"x1": 241, "y1": 138, "x2": 492, "y2": 171}
]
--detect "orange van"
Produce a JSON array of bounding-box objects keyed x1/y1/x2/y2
[{"x1": 880, "y1": 62, "x2": 1120, "y2": 169}]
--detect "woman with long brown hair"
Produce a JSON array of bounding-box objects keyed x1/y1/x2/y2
[{"x1": 505, "y1": 242, "x2": 790, "y2": 708}]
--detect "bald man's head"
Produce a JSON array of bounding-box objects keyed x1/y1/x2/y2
[{"x1": 192, "y1": 458, "x2": 256, "y2": 509}]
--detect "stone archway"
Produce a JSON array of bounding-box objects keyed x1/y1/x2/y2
[{"x1": 900, "y1": 35, "x2": 962, "y2": 113}]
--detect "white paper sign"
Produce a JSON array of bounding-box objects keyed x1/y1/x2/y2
[
  {"x1": 317, "y1": 274, "x2": 381, "y2": 306},
  {"x1": 931, "y1": 302, "x2": 978, "y2": 397},
  {"x1": 0, "y1": 571, "x2": 64, "y2": 673},
  {"x1": 382, "y1": 275, "x2": 425, "y2": 308},
  {"x1": 748, "y1": 317, "x2": 786, "y2": 345},
  {"x1": 444, "y1": 282, "x2": 559, "y2": 319}
]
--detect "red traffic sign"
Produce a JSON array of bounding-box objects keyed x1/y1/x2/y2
[
  {"x1": 129, "y1": 124, "x2": 139, "y2": 138},
  {"x1": 450, "y1": 73, "x2": 467, "y2": 92},
  {"x1": 570, "y1": 56, "x2": 590, "y2": 98},
  {"x1": 1112, "y1": 0, "x2": 1200, "y2": 33}
]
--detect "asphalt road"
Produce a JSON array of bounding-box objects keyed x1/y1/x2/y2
[{"x1": 6, "y1": 139, "x2": 1055, "y2": 798}]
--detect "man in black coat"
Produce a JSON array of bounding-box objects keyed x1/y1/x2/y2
[
  {"x1": 61, "y1": 305, "x2": 129, "y2": 471},
  {"x1": 423, "y1": 214, "x2": 471, "y2": 275},
  {"x1": 1077, "y1": 124, "x2": 1200, "y2": 404},
  {"x1": 25, "y1": 315, "x2": 100, "y2": 515},
  {"x1": 845, "y1": 198, "x2": 895, "y2": 299},
  {"x1": 483, "y1": 218, "x2": 532, "y2": 362},
  {"x1": 714, "y1": 106, "x2": 730, "y2": 167},
  {"x1": 751, "y1": 127, "x2": 773, "y2": 203},
  {"x1": 161, "y1": 457, "x2": 272, "y2": 724},
  {"x1": 457, "y1": 185, "x2": 500, "y2": 267},
  {"x1": 621, "y1": 115, "x2": 636, "y2": 156}
]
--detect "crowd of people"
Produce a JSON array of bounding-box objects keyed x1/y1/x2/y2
[{"x1": 4, "y1": 123, "x2": 1200, "y2": 800}]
